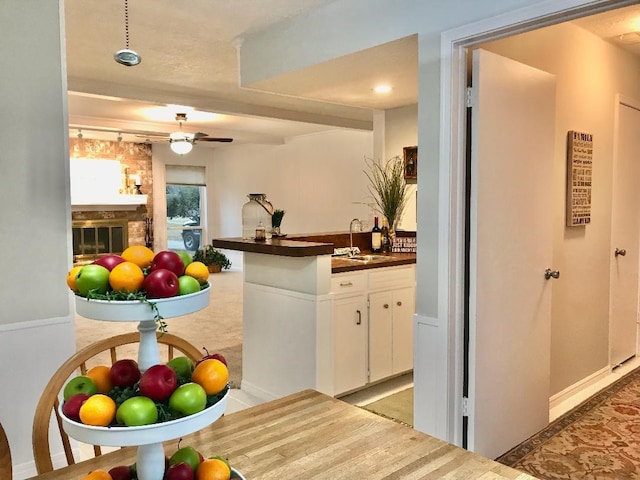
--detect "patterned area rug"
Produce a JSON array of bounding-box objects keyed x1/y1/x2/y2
[{"x1": 497, "y1": 366, "x2": 640, "y2": 479}]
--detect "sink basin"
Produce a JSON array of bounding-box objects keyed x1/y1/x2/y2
[{"x1": 347, "y1": 254, "x2": 390, "y2": 262}]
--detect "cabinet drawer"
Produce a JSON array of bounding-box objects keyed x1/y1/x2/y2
[
  {"x1": 330, "y1": 272, "x2": 366, "y2": 294},
  {"x1": 368, "y1": 265, "x2": 415, "y2": 291}
]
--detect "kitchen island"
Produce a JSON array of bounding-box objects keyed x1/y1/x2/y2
[{"x1": 213, "y1": 233, "x2": 416, "y2": 400}]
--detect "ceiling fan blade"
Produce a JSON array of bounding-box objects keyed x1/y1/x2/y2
[
  {"x1": 135, "y1": 133, "x2": 169, "y2": 139},
  {"x1": 197, "y1": 137, "x2": 234, "y2": 142}
]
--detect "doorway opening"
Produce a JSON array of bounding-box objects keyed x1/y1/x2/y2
[{"x1": 432, "y1": 0, "x2": 640, "y2": 454}]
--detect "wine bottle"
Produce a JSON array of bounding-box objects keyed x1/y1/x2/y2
[
  {"x1": 381, "y1": 217, "x2": 390, "y2": 253},
  {"x1": 371, "y1": 216, "x2": 382, "y2": 253}
]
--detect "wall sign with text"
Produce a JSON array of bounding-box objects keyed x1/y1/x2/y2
[{"x1": 566, "y1": 131, "x2": 593, "y2": 227}]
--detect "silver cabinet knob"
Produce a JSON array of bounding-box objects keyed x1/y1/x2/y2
[
  {"x1": 544, "y1": 268, "x2": 560, "y2": 280},
  {"x1": 615, "y1": 248, "x2": 627, "y2": 257}
]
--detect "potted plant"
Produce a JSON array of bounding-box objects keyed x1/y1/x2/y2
[
  {"x1": 193, "y1": 245, "x2": 232, "y2": 273},
  {"x1": 364, "y1": 155, "x2": 410, "y2": 234}
]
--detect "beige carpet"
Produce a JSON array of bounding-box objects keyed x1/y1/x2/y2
[
  {"x1": 363, "y1": 387, "x2": 413, "y2": 426},
  {"x1": 74, "y1": 270, "x2": 244, "y2": 388}
]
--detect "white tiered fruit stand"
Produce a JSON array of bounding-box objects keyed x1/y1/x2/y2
[{"x1": 61, "y1": 286, "x2": 235, "y2": 480}]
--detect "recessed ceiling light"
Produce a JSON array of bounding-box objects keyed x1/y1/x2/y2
[{"x1": 374, "y1": 85, "x2": 392, "y2": 94}]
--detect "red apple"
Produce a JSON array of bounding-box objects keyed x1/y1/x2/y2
[
  {"x1": 165, "y1": 462, "x2": 194, "y2": 480},
  {"x1": 108, "y1": 465, "x2": 133, "y2": 480},
  {"x1": 62, "y1": 393, "x2": 90, "y2": 422},
  {"x1": 139, "y1": 364, "x2": 178, "y2": 401},
  {"x1": 142, "y1": 269, "x2": 180, "y2": 299},
  {"x1": 197, "y1": 347, "x2": 227, "y2": 367},
  {"x1": 150, "y1": 250, "x2": 185, "y2": 277},
  {"x1": 93, "y1": 254, "x2": 126, "y2": 271},
  {"x1": 109, "y1": 359, "x2": 141, "y2": 388}
]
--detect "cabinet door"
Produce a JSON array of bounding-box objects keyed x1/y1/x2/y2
[
  {"x1": 369, "y1": 291, "x2": 393, "y2": 383},
  {"x1": 333, "y1": 295, "x2": 368, "y2": 395},
  {"x1": 392, "y1": 286, "x2": 415, "y2": 374}
]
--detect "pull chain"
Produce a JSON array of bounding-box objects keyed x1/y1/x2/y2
[{"x1": 124, "y1": 0, "x2": 130, "y2": 50}]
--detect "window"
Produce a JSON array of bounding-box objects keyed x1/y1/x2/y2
[{"x1": 166, "y1": 166, "x2": 206, "y2": 254}]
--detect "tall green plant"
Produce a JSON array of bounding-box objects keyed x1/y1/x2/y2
[{"x1": 364, "y1": 155, "x2": 409, "y2": 230}]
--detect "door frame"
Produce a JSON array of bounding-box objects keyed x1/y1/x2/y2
[{"x1": 432, "y1": 0, "x2": 638, "y2": 448}]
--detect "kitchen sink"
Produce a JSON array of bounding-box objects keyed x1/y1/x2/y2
[{"x1": 347, "y1": 254, "x2": 390, "y2": 262}]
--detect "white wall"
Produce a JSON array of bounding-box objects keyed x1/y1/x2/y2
[
  {"x1": 0, "y1": 1, "x2": 77, "y2": 478},
  {"x1": 385, "y1": 105, "x2": 418, "y2": 231},
  {"x1": 481, "y1": 22, "x2": 640, "y2": 395},
  {"x1": 210, "y1": 129, "x2": 374, "y2": 237}
]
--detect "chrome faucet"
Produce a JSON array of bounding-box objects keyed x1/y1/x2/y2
[{"x1": 349, "y1": 218, "x2": 362, "y2": 256}]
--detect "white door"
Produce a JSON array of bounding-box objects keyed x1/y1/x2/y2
[
  {"x1": 369, "y1": 291, "x2": 393, "y2": 383},
  {"x1": 391, "y1": 286, "x2": 415, "y2": 374},
  {"x1": 610, "y1": 100, "x2": 640, "y2": 367},
  {"x1": 467, "y1": 49, "x2": 556, "y2": 459},
  {"x1": 333, "y1": 295, "x2": 368, "y2": 394}
]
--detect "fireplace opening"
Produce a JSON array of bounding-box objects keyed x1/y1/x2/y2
[{"x1": 72, "y1": 219, "x2": 129, "y2": 264}]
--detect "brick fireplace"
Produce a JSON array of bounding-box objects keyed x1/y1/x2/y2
[{"x1": 69, "y1": 138, "x2": 153, "y2": 264}]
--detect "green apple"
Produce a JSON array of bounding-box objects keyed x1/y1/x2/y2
[
  {"x1": 166, "y1": 356, "x2": 195, "y2": 379},
  {"x1": 75, "y1": 264, "x2": 110, "y2": 296},
  {"x1": 175, "y1": 251, "x2": 193, "y2": 269},
  {"x1": 63, "y1": 375, "x2": 98, "y2": 401},
  {"x1": 169, "y1": 445, "x2": 201, "y2": 472},
  {"x1": 178, "y1": 275, "x2": 201, "y2": 295},
  {"x1": 116, "y1": 396, "x2": 158, "y2": 426},
  {"x1": 169, "y1": 382, "x2": 206, "y2": 415}
]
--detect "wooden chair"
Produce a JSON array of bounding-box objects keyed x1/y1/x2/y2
[
  {"x1": 0, "y1": 422, "x2": 12, "y2": 480},
  {"x1": 32, "y1": 332, "x2": 202, "y2": 475}
]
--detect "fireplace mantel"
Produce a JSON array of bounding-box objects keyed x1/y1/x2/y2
[{"x1": 71, "y1": 194, "x2": 148, "y2": 211}]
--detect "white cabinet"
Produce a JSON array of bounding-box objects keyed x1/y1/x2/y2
[
  {"x1": 333, "y1": 294, "x2": 368, "y2": 394},
  {"x1": 369, "y1": 286, "x2": 415, "y2": 382},
  {"x1": 330, "y1": 265, "x2": 415, "y2": 396}
]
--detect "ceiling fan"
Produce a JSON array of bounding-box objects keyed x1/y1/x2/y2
[{"x1": 138, "y1": 113, "x2": 233, "y2": 154}]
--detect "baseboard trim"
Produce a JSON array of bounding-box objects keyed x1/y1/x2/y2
[
  {"x1": 549, "y1": 366, "x2": 610, "y2": 411},
  {"x1": 240, "y1": 380, "x2": 280, "y2": 403}
]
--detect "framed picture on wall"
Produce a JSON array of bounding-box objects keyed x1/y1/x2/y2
[{"x1": 403, "y1": 145, "x2": 417, "y2": 180}]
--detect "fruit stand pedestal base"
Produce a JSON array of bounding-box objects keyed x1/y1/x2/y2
[
  {"x1": 137, "y1": 442, "x2": 165, "y2": 480},
  {"x1": 137, "y1": 320, "x2": 161, "y2": 372}
]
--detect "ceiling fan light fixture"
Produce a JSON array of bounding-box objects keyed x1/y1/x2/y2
[{"x1": 170, "y1": 139, "x2": 193, "y2": 155}]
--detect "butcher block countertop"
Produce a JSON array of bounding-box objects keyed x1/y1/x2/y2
[
  {"x1": 212, "y1": 232, "x2": 416, "y2": 273},
  {"x1": 29, "y1": 390, "x2": 534, "y2": 480}
]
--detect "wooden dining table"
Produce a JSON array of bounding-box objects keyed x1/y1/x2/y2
[{"x1": 28, "y1": 389, "x2": 535, "y2": 479}]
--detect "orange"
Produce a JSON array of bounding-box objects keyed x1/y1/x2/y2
[
  {"x1": 79, "y1": 394, "x2": 116, "y2": 427},
  {"x1": 66, "y1": 265, "x2": 83, "y2": 292},
  {"x1": 191, "y1": 359, "x2": 228, "y2": 395},
  {"x1": 86, "y1": 365, "x2": 112, "y2": 394},
  {"x1": 196, "y1": 458, "x2": 231, "y2": 480},
  {"x1": 121, "y1": 245, "x2": 155, "y2": 269},
  {"x1": 185, "y1": 261, "x2": 209, "y2": 285},
  {"x1": 82, "y1": 470, "x2": 112, "y2": 480},
  {"x1": 109, "y1": 261, "x2": 145, "y2": 293}
]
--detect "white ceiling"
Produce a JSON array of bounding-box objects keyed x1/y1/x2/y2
[{"x1": 64, "y1": 1, "x2": 640, "y2": 146}]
